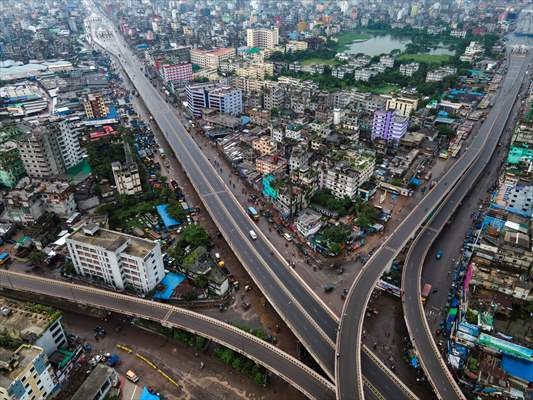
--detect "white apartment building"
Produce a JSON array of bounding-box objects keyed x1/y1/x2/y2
[
  {"x1": 66, "y1": 224, "x2": 165, "y2": 294},
  {"x1": 0, "y1": 345, "x2": 57, "y2": 400},
  {"x1": 353, "y1": 69, "x2": 375, "y2": 82},
  {"x1": 246, "y1": 27, "x2": 279, "y2": 49},
  {"x1": 460, "y1": 41, "x2": 484, "y2": 62},
  {"x1": 399, "y1": 62, "x2": 420, "y2": 77},
  {"x1": 426, "y1": 66, "x2": 457, "y2": 82},
  {"x1": 379, "y1": 55, "x2": 395, "y2": 68},
  {"x1": 383, "y1": 95, "x2": 419, "y2": 117}
]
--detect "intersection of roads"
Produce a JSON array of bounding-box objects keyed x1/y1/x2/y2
[{"x1": 0, "y1": 4, "x2": 530, "y2": 400}]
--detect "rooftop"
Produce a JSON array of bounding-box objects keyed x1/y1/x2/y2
[
  {"x1": 68, "y1": 224, "x2": 156, "y2": 258},
  {"x1": 0, "y1": 298, "x2": 60, "y2": 343},
  {"x1": 72, "y1": 364, "x2": 116, "y2": 400},
  {"x1": 0, "y1": 345, "x2": 42, "y2": 389}
]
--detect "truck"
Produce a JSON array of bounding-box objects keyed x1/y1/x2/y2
[
  {"x1": 106, "y1": 354, "x2": 120, "y2": 367},
  {"x1": 422, "y1": 283, "x2": 432, "y2": 303}
]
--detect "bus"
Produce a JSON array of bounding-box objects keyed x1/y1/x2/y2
[
  {"x1": 247, "y1": 207, "x2": 259, "y2": 221},
  {"x1": 65, "y1": 212, "x2": 81, "y2": 227}
]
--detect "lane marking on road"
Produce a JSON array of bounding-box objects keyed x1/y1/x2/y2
[
  {"x1": 202, "y1": 190, "x2": 228, "y2": 197},
  {"x1": 163, "y1": 309, "x2": 173, "y2": 322},
  {"x1": 130, "y1": 385, "x2": 137, "y2": 400}
]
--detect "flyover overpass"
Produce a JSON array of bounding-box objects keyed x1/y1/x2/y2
[
  {"x1": 86, "y1": 5, "x2": 416, "y2": 399},
  {"x1": 401, "y1": 50, "x2": 531, "y2": 400},
  {"x1": 0, "y1": 270, "x2": 334, "y2": 400},
  {"x1": 336, "y1": 50, "x2": 531, "y2": 400}
]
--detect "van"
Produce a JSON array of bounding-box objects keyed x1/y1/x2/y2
[
  {"x1": 249, "y1": 230, "x2": 257, "y2": 240},
  {"x1": 282, "y1": 232, "x2": 293, "y2": 242},
  {"x1": 126, "y1": 370, "x2": 139, "y2": 383}
]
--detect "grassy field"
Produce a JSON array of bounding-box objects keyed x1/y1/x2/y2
[
  {"x1": 336, "y1": 31, "x2": 372, "y2": 51},
  {"x1": 358, "y1": 84, "x2": 399, "y2": 94},
  {"x1": 397, "y1": 53, "x2": 452, "y2": 64},
  {"x1": 301, "y1": 58, "x2": 338, "y2": 66}
]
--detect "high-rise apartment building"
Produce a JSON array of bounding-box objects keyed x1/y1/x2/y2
[
  {"x1": 66, "y1": 224, "x2": 165, "y2": 294},
  {"x1": 17, "y1": 120, "x2": 83, "y2": 178},
  {"x1": 17, "y1": 125, "x2": 66, "y2": 178},
  {"x1": 186, "y1": 83, "x2": 242, "y2": 117},
  {"x1": 246, "y1": 27, "x2": 279, "y2": 49},
  {"x1": 371, "y1": 110, "x2": 409, "y2": 143}
]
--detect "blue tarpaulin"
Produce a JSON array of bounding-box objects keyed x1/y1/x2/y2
[
  {"x1": 501, "y1": 355, "x2": 533, "y2": 382},
  {"x1": 156, "y1": 204, "x2": 181, "y2": 228},
  {"x1": 140, "y1": 387, "x2": 160, "y2": 400},
  {"x1": 153, "y1": 272, "x2": 186, "y2": 300}
]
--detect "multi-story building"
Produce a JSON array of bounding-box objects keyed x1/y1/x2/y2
[
  {"x1": 460, "y1": 41, "x2": 484, "y2": 63},
  {"x1": 371, "y1": 110, "x2": 409, "y2": 143},
  {"x1": 0, "y1": 345, "x2": 57, "y2": 400},
  {"x1": 399, "y1": 62, "x2": 420, "y2": 77},
  {"x1": 17, "y1": 121, "x2": 83, "y2": 178},
  {"x1": 83, "y1": 94, "x2": 107, "y2": 119},
  {"x1": 246, "y1": 27, "x2": 279, "y2": 49},
  {"x1": 252, "y1": 136, "x2": 277, "y2": 156},
  {"x1": 17, "y1": 125, "x2": 65, "y2": 178},
  {"x1": 159, "y1": 63, "x2": 193, "y2": 84},
  {"x1": 383, "y1": 95, "x2": 419, "y2": 117},
  {"x1": 319, "y1": 152, "x2": 375, "y2": 199},
  {"x1": 289, "y1": 145, "x2": 311, "y2": 172},
  {"x1": 285, "y1": 124, "x2": 304, "y2": 141},
  {"x1": 353, "y1": 69, "x2": 375, "y2": 82},
  {"x1": 190, "y1": 48, "x2": 235, "y2": 69},
  {"x1": 426, "y1": 66, "x2": 457, "y2": 82},
  {"x1": 296, "y1": 208, "x2": 323, "y2": 237},
  {"x1": 379, "y1": 55, "x2": 395, "y2": 68},
  {"x1": 0, "y1": 297, "x2": 68, "y2": 357},
  {"x1": 3, "y1": 177, "x2": 77, "y2": 223},
  {"x1": 112, "y1": 142, "x2": 142, "y2": 196},
  {"x1": 286, "y1": 40, "x2": 308, "y2": 52},
  {"x1": 0, "y1": 142, "x2": 26, "y2": 188},
  {"x1": 207, "y1": 86, "x2": 243, "y2": 116},
  {"x1": 255, "y1": 155, "x2": 287, "y2": 175},
  {"x1": 263, "y1": 86, "x2": 285, "y2": 110},
  {"x1": 72, "y1": 365, "x2": 118, "y2": 400},
  {"x1": 186, "y1": 83, "x2": 243, "y2": 117},
  {"x1": 66, "y1": 224, "x2": 165, "y2": 294},
  {"x1": 57, "y1": 119, "x2": 83, "y2": 170},
  {"x1": 235, "y1": 62, "x2": 273, "y2": 80}
]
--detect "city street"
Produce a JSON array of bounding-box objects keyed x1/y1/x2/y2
[{"x1": 61, "y1": 310, "x2": 304, "y2": 400}]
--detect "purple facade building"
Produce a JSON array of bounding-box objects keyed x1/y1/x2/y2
[{"x1": 371, "y1": 110, "x2": 409, "y2": 143}]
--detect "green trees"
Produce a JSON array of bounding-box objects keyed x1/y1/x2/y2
[
  {"x1": 181, "y1": 224, "x2": 210, "y2": 248},
  {"x1": 311, "y1": 190, "x2": 355, "y2": 216}
]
